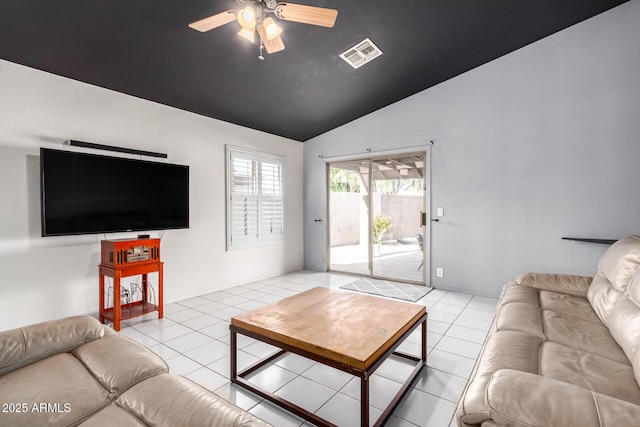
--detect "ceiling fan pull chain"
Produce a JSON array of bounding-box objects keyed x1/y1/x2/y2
[{"x1": 258, "y1": 40, "x2": 265, "y2": 60}]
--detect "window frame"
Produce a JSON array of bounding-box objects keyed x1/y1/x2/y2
[{"x1": 226, "y1": 145, "x2": 285, "y2": 250}]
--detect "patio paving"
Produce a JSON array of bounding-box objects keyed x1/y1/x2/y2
[{"x1": 330, "y1": 242, "x2": 425, "y2": 283}]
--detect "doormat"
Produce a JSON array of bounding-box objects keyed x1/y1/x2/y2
[{"x1": 340, "y1": 277, "x2": 433, "y2": 302}]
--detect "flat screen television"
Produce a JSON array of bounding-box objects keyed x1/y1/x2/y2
[{"x1": 40, "y1": 148, "x2": 189, "y2": 237}]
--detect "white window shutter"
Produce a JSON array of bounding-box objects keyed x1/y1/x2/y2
[
  {"x1": 227, "y1": 147, "x2": 285, "y2": 249},
  {"x1": 229, "y1": 151, "x2": 259, "y2": 247},
  {"x1": 260, "y1": 159, "x2": 284, "y2": 243}
]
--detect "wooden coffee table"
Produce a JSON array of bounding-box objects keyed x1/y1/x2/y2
[{"x1": 230, "y1": 286, "x2": 427, "y2": 427}]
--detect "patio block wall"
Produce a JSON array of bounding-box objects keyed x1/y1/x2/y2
[
  {"x1": 329, "y1": 192, "x2": 422, "y2": 246},
  {"x1": 329, "y1": 191, "x2": 362, "y2": 246},
  {"x1": 380, "y1": 194, "x2": 422, "y2": 241}
]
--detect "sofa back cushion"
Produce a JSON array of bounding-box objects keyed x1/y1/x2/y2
[
  {"x1": 587, "y1": 235, "x2": 640, "y2": 387},
  {"x1": 614, "y1": 267, "x2": 640, "y2": 387},
  {"x1": 588, "y1": 235, "x2": 640, "y2": 326},
  {"x1": 588, "y1": 275, "x2": 624, "y2": 326},
  {"x1": 0, "y1": 316, "x2": 104, "y2": 377},
  {"x1": 609, "y1": 295, "x2": 640, "y2": 387},
  {"x1": 596, "y1": 235, "x2": 640, "y2": 292},
  {"x1": 630, "y1": 267, "x2": 640, "y2": 306}
]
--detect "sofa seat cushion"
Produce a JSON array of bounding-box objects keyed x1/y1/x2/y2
[
  {"x1": 73, "y1": 334, "x2": 168, "y2": 396},
  {"x1": 0, "y1": 353, "x2": 110, "y2": 426},
  {"x1": 499, "y1": 284, "x2": 603, "y2": 326},
  {"x1": 542, "y1": 310, "x2": 629, "y2": 364},
  {"x1": 487, "y1": 370, "x2": 601, "y2": 427},
  {"x1": 495, "y1": 301, "x2": 545, "y2": 340},
  {"x1": 115, "y1": 373, "x2": 272, "y2": 426},
  {"x1": 475, "y1": 331, "x2": 543, "y2": 377},
  {"x1": 539, "y1": 341, "x2": 640, "y2": 405},
  {"x1": 77, "y1": 404, "x2": 147, "y2": 427},
  {"x1": 498, "y1": 281, "x2": 539, "y2": 306},
  {"x1": 497, "y1": 284, "x2": 629, "y2": 364},
  {"x1": 538, "y1": 291, "x2": 602, "y2": 325},
  {"x1": 486, "y1": 370, "x2": 640, "y2": 427},
  {"x1": 456, "y1": 330, "x2": 543, "y2": 426}
]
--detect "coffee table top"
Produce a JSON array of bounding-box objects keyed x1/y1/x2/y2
[{"x1": 231, "y1": 286, "x2": 426, "y2": 370}]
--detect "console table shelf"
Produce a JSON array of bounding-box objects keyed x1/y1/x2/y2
[{"x1": 100, "y1": 302, "x2": 160, "y2": 323}]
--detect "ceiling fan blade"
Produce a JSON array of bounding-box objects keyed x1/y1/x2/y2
[
  {"x1": 188, "y1": 10, "x2": 236, "y2": 32},
  {"x1": 257, "y1": 25, "x2": 285, "y2": 54},
  {"x1": 275, "y1": 3, "x2": 338, "y2": 28}
]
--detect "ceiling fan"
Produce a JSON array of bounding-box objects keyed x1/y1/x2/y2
[{"x1": 188, "y1": 0, "x2": 338, "y2": 57}]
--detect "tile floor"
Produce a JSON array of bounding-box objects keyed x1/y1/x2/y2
[{"x1": 119, "y1": 271, "x2": 497, "y2": 427}]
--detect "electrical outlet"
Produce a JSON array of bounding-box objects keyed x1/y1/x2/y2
[
  {"x1": 436, "y1": 267, "x2": 444, "y2": 277},
  {"x1": 437, "y1": 208, "x2": 444, "y2": 217}
]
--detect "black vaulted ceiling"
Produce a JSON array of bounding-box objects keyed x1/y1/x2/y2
[{"x1": 0, "y1": 1, "x2": 628, "y2": 142}]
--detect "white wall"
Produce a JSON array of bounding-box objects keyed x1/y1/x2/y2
[
  {"x1": 304, "y1": 1, "x2": 640, "y2": 296},
  {"x1": 0, "y1": 60, "x2": 304, "y2": 331}
]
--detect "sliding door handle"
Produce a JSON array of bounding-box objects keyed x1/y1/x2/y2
[{"x1": 421, "y1": 211, "x2": 439, "y2": 224}]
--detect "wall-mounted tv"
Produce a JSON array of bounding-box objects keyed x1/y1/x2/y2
[{"x1": 40, "y1": 148, "x2": 189, "y2": 237}]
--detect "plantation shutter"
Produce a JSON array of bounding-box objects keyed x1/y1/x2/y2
[
  {"x1": 227, "y1": 147, "x2": 284, "y2": 249},
  {"x1": 260, "y1": 158, "x2": 284, "y2": 243},
  {"x1": 230, "y1": 151, "x2": 260, "y2": 247}
]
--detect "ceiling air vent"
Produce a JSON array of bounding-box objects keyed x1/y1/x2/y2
[{"x1": 339, "y1": 38, "x2": 383, "y2": 69}]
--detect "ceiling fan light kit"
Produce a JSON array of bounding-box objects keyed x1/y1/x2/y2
[
  {"x1": 257, "y1": 24, "x2": 285, "y2": 54},
  {"x1": 262, "y1": 17, "x2": 282, "y2": 40},
  {"x1": 237, "y1": 7, "x2": 257, "y2": 29},
  {"x1": 238, "y1": 27, "x2": 256, "y2": 43},
  {"x1": 189, "y1": 0, "x2": 338, "y2": 57}
]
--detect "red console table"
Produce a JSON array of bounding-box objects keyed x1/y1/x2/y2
[{"x1": 99, "y1": 238, "x2": 163, "y2": 331}]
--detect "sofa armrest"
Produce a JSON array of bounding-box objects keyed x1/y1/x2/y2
[
  {"x1": 487, "y1": 369, "x2": 640, "y2": 427},
  {"x1": 515, "y1": 272, "x2": 592, "y2": 297},
  {"x1": 0, "y1": 315, "x2": 103, "y2": 377}
]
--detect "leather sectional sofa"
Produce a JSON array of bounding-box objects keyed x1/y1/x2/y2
[
  {"x1": 456, "y1": 235, "x2": 640, "y2": 426},
  {"x1": 0, "y1": 315, "x2": 271, "y2": 427}
]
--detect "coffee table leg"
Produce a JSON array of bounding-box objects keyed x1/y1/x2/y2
[
  {"x1": 230, "y1": 329, "x2": 238, "y2": 381},
  {"x1": 361, "y1": 374, "x2": 369, "y2": 427},
  {"x1": 422, "y1": 318, "x2": 427, "y2": 362}
]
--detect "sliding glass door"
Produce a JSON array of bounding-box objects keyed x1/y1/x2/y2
[
  {"x1": 328, "y1": 152, "x2": 428, "y2": 285},
  {"x1": 328, "y1": 160, "x2": 370, "y2": 276},
  {"x1": 370, "y1": 155, "x2": 425, "y2": 282}
]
